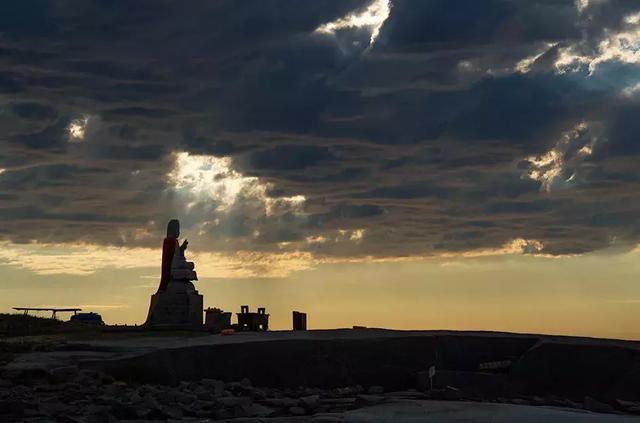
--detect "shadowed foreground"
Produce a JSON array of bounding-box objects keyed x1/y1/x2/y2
[{"x1": 1, "y1": 329, "x2": 639, "y2": 421}]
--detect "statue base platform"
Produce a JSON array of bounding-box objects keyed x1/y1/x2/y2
[{"x1": 145, "y1": 280, "x2": 203, "y2": 328}]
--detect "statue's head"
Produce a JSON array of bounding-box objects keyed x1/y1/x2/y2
[{"x1": 166, "y1": 219, "x2": 180, "y2": 238}]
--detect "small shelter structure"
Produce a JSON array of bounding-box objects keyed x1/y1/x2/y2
[{"x1": 13, "y1": 307, "x2": 81, "y2": 320}]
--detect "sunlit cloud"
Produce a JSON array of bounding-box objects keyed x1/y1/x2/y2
[
  {"x1": 67, "y1": 115, "x2": 91, "y2": 142},
  {"x1": 323, "y1": 238, "x2": 555, "y2": 266},
  {"x1": 315, "y1": 0, "x2": 391, "y2": 46},
  {"x1": 621, "y1": 82, "x2": 640, "y2": 97},
  {"x1": 576, "y1": 0, "x2": 590, "y2": 12},
  {"x1": 338, "y1": 228, "x2": 366, "y2": 242},
  {"x1": 305, "y1": 235, "x2": 328, "y2": 245},
  {"x1": 555, "y1": 11, "x2": 640, "y2": 74},
  {"x1": 515, "y1": 43, "x2": 557, "y2": 73},
  {"x1": 522, "y1": 122, "x2": 598, "y2": 192},
  {"x1": 436, "y1": 238, "x2": 547, "y2": 260},
  {"x1": 168, "y1": 151, "x2": 306, "y2": 215},
  {"x1": 525, "y1": 149, "x2": 564, "y2": 192}
]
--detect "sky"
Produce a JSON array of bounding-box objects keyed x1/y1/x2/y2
[{"x1": 1, "y1": 0, "x2": 640, "y2": 339}]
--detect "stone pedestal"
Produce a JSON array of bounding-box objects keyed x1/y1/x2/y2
[{"x1": 146, "y1": 281, "x2": 203, "y2": 328}]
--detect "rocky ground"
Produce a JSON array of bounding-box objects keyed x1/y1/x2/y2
[
  {"x1": 1, "y1": 364, "x2": 639, "y2": 422},
  {"x1": 1, "y1": 328, "x2": 640, "y2": 422}
]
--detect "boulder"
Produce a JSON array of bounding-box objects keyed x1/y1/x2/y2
[{"x1": 48, "y1": 366, "x2": 79, "y2": 384}]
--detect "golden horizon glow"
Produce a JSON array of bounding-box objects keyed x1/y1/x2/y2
[{"x1": 2, "y1": 249, "x2": 640, "y2": 340}]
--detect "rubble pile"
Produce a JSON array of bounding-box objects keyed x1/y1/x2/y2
[{"x1": 1, "y1": 365, "x2": 639, "y2": 422}]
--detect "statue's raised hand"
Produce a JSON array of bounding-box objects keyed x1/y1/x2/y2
[{"x1": 180, "y1": 239, "x2": 188, "y2": 251}]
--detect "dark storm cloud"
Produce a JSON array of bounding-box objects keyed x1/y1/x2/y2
[
  {"x1": 245, "y1": 145, "x2": 336, "y2": 171},
  {"x1": 8, "y1": 102, "x2": 57, "y2": 121},
  {"x1": 1, "y1": 0, "x2": 640, "y2": 258}
]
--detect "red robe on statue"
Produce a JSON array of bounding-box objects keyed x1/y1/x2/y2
[{"x1": 158, "y1": 237, "x2": 178, "y2": 292}]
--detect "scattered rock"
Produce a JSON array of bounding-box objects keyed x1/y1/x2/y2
[
  {"x1": 163, "y1": 405, "x2": 184, "y2": 419},
  {"x1": 300, "y1": 394, "x2": 320, "y2": 410},
  {"x1": 289, "y1": 405, "x2": 307, "y2": 416},
  {"x1": 236, "y1": 402, "x2": 275, "y2": 418},
  {"x1": 231, "y1": 418, "x2": 267, "y2": 423},
  {"x1": 109, "y1": 402, "x2": 138, "y2": 420},
  {"x1": 531, "y1": 396, "x2": 547, "y2": 406},
  {"x1": 367, "y1": 385, "x2": 384, "y2": 395},
  {"x1": 218, "y1": 395, "x2": 252, "y2": 408},
  {"x1": 262, "y1": 397, "x2": 299, "y2": 408},
  {"x1": 0, "y1": 399, "x2": 27, "y2": 418},
  {"x1": 141, "y1": 393, "x2": 162, "y2": 411},
  {"x1": 584, "y1": 396, "x2": 616, "y2": 414},
  {"x1": 82, "y1": 404, "x2": 114, "y2": 422},
  {"x1": 133, "y1": 407, "x2": 152, "y2": 419},
  {"x1": 335, "y1": 386, "x2": 360, "y2": 396},
  {"x1": 356, "y1": 394, "x2": 385, "y2": 406},
  {"x1": 212, "y1": 407, "x2": 233, "y2": 420},
  {"x1": 38, "y1": 401, "x2": 69, "y2": 417},
  {"x1": 320, "y1": 397, "x2": 357, "y2": 406},
  {"x1": 312, "y1": 415, "x2": 344, "y2": 423},
  {"x1": 615, "y1": 399, "x2": 640, "y2": 412},
  {"x1": 48, "y1": 366, "x2": 79, "y2": 384},
  {"x1": 173, "y1": 390, "x2": 196, "y2": 405}
]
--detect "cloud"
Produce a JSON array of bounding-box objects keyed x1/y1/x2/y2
[
  {"x1": 0, "y1": 236, "x2": 564, "y2": 279},
  {"x1": 0, "y1": 241, "x2": 317, "y2": 279},
  {"x1": 315, "y1": 0, "x2": 391, "y2": 46},
  {"x1": 521, "y1": 122, "x2": 601, "y2": 192},
  {"x1": 0, "y1": 0, "x2": 640, "y2": 264}
]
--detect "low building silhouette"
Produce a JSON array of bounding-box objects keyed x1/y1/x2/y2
[
  {"x1": 236, "y1": 305, "x2": 269, "y2": 331},
  {"x1": 204, "y1": 307, "x2": 232, "y2": 332}
]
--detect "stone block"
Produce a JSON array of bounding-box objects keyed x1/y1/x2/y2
[{"x1": 146, "y1": 285, "x2": 203, "y2": 328}]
